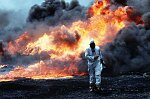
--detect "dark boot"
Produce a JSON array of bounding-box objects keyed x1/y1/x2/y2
[
  {"x1": 89, "y1": 83, "x2": 95, "y2": 92},
  {"x1": 95, "y1": 84, "x2": 102, "y2": 92}
]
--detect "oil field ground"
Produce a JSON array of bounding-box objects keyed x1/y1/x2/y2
[{"x1": 0, "y1": 74, "x2": 150, "y2": 99}]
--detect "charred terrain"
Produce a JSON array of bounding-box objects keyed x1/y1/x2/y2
[{"x1": 1, "y1": 73, "x2": 150, "y2": 99}]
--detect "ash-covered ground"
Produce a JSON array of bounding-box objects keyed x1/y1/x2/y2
[{"x1": 1, "y1": 73, "x2": 150, "y2": 99}]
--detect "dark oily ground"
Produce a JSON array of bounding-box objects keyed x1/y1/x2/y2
[{"x1": 0, "y1": 74, "x2": 150, "y2": 99}]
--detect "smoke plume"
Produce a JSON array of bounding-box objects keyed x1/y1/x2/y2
[
  {"x1": 27, "y1": 0, "x2": 87, "y2": 26},
  {"x1": 103, "y1": 12, "x2": 150, "y2": 75}
]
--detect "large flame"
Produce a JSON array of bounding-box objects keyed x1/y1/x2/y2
[
  {"x1": 0, "y1": 0, "x2": 131, "y2": 82},
  {"x1": 0, "y1": 61, "x2": 86, "y2": 82}
]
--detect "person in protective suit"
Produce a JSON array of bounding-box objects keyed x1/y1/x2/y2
[{"x1": 85, "y1": 39, "x2": 105, "y2": 92}]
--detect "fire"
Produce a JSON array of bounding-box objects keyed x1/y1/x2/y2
[
  {"x1": 0, "y1": 0, "x2": 132, "y2": 82},
  {"x1": 25, "y1": 34, "x2": 54, "y2": 55},
  {"x1": 0, "y1": 61, "x2": 85, "y2": 82}
]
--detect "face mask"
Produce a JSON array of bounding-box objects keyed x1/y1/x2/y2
[{"x1": 90, "y1": 42, "x2": 95, "y2": 49}]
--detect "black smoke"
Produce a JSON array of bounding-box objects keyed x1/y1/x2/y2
[
  {"x1": 111, "y1": 0, "x2": 127, "y2": 6},
  {"x1": 0, "y1": 10, "x2": 10, "y2": 29},
  {"x1": 127, "y1": 0, "x2": 150, "y2": 14},
  {"x1": 125, "y1": 0, "x2": 150, "y2": 24},
  {"x1": 27, "y1": 0, "x2": 87, "y2": 26},
  {"x1": 103, "y1": 12, "x2": 150, "y2": 75}
]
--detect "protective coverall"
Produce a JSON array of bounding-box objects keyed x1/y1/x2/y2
[{"x1": 85, "y1": 40, "x2": 103, "y2": 86}]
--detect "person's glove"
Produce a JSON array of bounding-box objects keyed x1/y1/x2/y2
[{"x1": 94, "y1": 55, "x2": 99, "y2": 60}]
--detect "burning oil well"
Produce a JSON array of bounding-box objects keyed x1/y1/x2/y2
[{"x1": 0, "y1": 0, "x2": 150, "y2": 82}]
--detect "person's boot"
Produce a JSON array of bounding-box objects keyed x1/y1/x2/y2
[
  {"x1": 89, "y1": 83, "x2": 95, "y2": 92},
  {"x1": 95, "y1": 84, "x2": 102, "y2": 92}
]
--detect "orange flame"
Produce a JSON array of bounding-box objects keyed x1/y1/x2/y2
[
  {"x1": 0, "y1": 61, "x2": 86, "y2": 82},
  {"x1": 0, "y1": 0, "x2": 132, "y2": 82}
]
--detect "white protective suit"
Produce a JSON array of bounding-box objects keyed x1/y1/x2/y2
[{"x1": 85, "y1": 41, "x2": 103, "y2": 86}]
